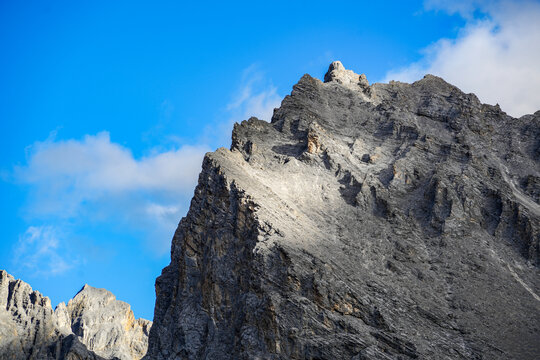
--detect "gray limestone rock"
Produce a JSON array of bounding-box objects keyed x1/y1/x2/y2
[
  {"x1": 0, "y1": 270, "x2": 151, "y2": 360},
  {"x1": 146, "y1": 61, "x2": 540, "y2": 359},
  {"x1": 0, "y1": 270, "x2": 63, "y2": 359},
  {"x1": 67, "y1": 285, "x2": 151, "y2": 360}
]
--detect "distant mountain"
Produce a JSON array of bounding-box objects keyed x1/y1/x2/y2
[
  {"x1": 145, "y1": 62, "x2": 540, "y2": 359},
  {"x1": 0, "y1": 270, "x2": 151, "y2": 360}
]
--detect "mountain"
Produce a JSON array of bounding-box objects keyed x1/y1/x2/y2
[
  {"x1": 0, "y1": 270, "x2": 151, "y2": 360},
  {"x1": 145, "y1": 61, "x2": 540, "y2": 359}
]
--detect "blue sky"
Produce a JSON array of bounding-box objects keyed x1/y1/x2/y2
[{"x1": 1, "y1": 0, "x2": 539, "y2": 320}]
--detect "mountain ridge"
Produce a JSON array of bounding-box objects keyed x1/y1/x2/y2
[
  {"x1": 2, "y1": 61, "x2": 539, "y2": 359},
  {"x1": 146, "y1": 61, "x2": 540, "y2": 359},
  {"x1": 0, "y1": 269, "x2": 151, "y2": 360}
]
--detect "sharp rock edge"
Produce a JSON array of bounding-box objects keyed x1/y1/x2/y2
[{"x1": 146, "y1": 61, "x2": 540, "y2": 360}]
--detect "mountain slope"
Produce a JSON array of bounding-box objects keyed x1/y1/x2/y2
[{"x1": 146, "y1": 61, "x2": 540, "y2": 360}]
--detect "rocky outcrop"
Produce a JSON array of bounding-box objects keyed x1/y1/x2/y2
[
  {"x1": 62, "y1": 285, "x2": 152, "y2": 360},
  {"x1": 0, "y1": 270, "x2": 151, "y2": 360},
  {"x1": 146, "y1": 61, "x2": 540, "y2": 359}
]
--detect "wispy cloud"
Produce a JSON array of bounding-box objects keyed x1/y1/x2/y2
[
  {"x1": 13, "y1": 226, "x2": 75, "y2": 277},
  {"x1": 226, "y1": 64, "x2": 282, "y2": 121},
  {"x1": 204, "y1": 65, "x2": 282, "y2": 148},
  {"x1": 384, "y1": 0, "x2": 540, "y2": 117}
]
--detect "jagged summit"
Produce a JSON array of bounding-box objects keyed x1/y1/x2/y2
[
  {"x1": 324, "y1": 60, "x2": 370, "y2": 88},
  {"x1": 0, "y1": 270, "x2": 151, "y2": 360},
  {"x1": 147, "y1": 62, "x2": 540, "y2": 359},
  {"x1": 72, "y1": 283, "x2": 119, "y2": 306}
]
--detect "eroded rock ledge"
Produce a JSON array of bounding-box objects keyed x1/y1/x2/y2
[{"x1": 146, "y1": 61, "x2": 540, "y2": 359}]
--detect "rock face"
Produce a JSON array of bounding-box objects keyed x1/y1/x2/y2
[
  {"x1": 0, "y1": 270, "x2": 151, "y2": 360},
  {"x1": 146, "y1": 61, "x2": 540, "y2": 359},
  {"x1": 60, "y1": 285, "x2": 152, "y2": 360}
]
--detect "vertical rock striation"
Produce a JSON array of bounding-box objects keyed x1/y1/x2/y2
[
  {"x1": 146, "y1": 61, "x2": 540, "y2": 359},
  {"x1": 0, "y1": 270, "x2": 67, "y2": 359},
  {"x1": 0, "y1": 270, "x2": 151, "y2": 360}
]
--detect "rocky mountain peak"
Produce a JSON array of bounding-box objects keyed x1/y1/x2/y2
[
  {"x1": 71, "y1": 284, "x2": 117, "y2": 307},
  {"x1": 0, "y1": 270, "x2": 151, "y2": 360},
  {"x1": 146, "y1": 61, "x2": 540, "y2": 359},
  {"x1": 66, "y1": 283, "x2": 151, "y2": 360}
]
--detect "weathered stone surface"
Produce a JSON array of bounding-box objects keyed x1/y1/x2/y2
[
  {"x1": 0, "y1": 270, "x2": 150, "y2": 360},
  {"x1": 66, "y1": 285, "x2": 151, "y2": 360},
  {"x1": 50, "y1": 334, "x2": 110, "y2": 360},
  {"x1": 146, "y1": 61, "x2": 540, "y2": 359},
  {"x1": 0, "y1": 270, "x2": 64, "y2": 359}
]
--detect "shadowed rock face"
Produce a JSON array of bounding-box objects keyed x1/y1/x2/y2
[
  {"x1": 146, "y1": 61, "x2": 540, "y2": 360},
  {"x1": 0, "y1": 270, "x2": 151, "y2": 360}
]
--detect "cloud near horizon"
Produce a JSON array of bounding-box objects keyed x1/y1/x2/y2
[{"x1": 384, "y1": 0, "x2": 540, "y2": 117}]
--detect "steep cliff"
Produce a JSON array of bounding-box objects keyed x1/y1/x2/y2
[
  {"x1": 146, "y1": 61, "x2": 540, "y2": 359},
  {"x1": 0, "y1": 270, "x2": 151, "y2": 360}
]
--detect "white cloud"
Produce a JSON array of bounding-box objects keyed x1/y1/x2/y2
[
  {"x1": 384, "y1": 0, "x2": 540, "y2": 117},
  {"x1": 18, "y1": 131, "x2": 207, "y2": 194},
  {"x1": 145, "y1": 203, "x2": 182, "y2": 231},
  {"x1": 15, "y1": 132, "x2": 209, "y2": 254},
  {"x1": 13, "y1": 226, "x2": 75, "y2": 276}
]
